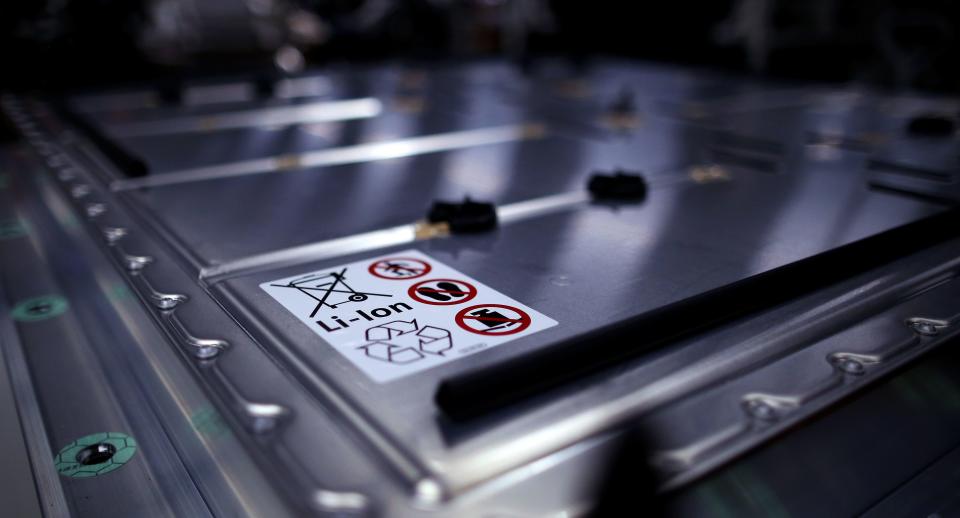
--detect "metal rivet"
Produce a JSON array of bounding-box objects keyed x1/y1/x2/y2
[
  {"x1": 124, "y1": 255, "x2": 152, "y2": 272},
  {"x1": 85, "y1": 203, "x2": 106, "y2": 218},
  {"x1": 838, "y1": 358, "x2": 865, "y2": 375},
  {"x1": 911, "y1": 321, "x2": 940, "y2": 336},
  {"x1": 103, "y1": 227, "x2": 127, "y2": 244},
  {"x1": 152, "y1": 293, "x2": 187, "y2": 310},
  {"x1": 195, "y1": 345, "x2": 220, "y2": 360},
  {"x1": 414, "y1": 478, "x2": 444, "y2": 505},
  {"x1": 245, "y1": 403, "x2": 289, "y2": 434},
  {"x1": 745, "y1": 399, "x2": 778, "y2": 421},
  {"x1": 71, "y1": 185, "x2": 91, "y2": 199}
]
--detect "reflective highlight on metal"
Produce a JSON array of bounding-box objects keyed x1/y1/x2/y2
[
  {"x1": 201, "y1": 172, "x2": 718, "y2": 283},
  {"x1": 200, "y1": 223, "x2": 418, "y2": 282},
  {"x1": 108, "y1": 98, "x2": 383, "y2": 137},
  {"x1": 164, "y1": 312, "x2": 229, "y2": 360},
  {"x1": 312, "y1": 489, "x2": 369, "y2": 513},
  {"x1": 496, "y1": 191, "x2": 591, "y2": 225},
  {"x1": 111, "y1": 123, "x2": 546, "y2": 190},
  {"x1": 122, "y1": 254, "x2": 153, "y2": 272}
]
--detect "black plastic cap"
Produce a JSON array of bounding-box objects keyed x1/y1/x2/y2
[
  {"x1": 158, "y1": 80, "x2": 183, "y2": 105},
  {"x1": 253, "y1": 74, "x2": 276, "y2": 99},
  {"x1": 427, "y1": 197, "x2": 498, "y2": 233},
  {"x1": 907, "y1": 114, "x2": 956, "y2": 137},
  {"x1": 588, "y1": 171, "x2": 647, "y2": 201}
]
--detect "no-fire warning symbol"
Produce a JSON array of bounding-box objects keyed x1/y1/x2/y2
[{"x1": 455, "y1": 304, "x2": 532, "y2": 336}]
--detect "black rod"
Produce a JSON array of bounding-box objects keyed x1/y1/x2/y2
[{"x1": 436, "y1": 206, "x2": 960, "y2": 421}]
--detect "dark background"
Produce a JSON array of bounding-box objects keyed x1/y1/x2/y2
[{"x1": 2, "y1": 1, "x2": 959, "y2": 93}]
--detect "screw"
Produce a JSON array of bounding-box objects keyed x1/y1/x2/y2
[
  {"x1": 103, "y1": 227, "x2": 127, "y2": 244},
  {"x1": 76, "y1": 443, "x2": 117, "y2": 466},
  {"x1": 71, "y1": 185, "x2": 91, "y2": 199},
  {"x1": 153, "y1": 294, "x2": 186, "y2": 310},
  {"x1": 838, "y1": 358, "x2": 865, "y2": 375},
  {"x1": 85, "y1": 203, "x2": 106, "y2": 218},
  {"x1": 911, "y1": 321, "x2": 940, "y2": 336},
  {"x1": 195, "y1": 345, "x2": 220, "y2": 360},
  {"x1": 124, "y1": 255, "x2": 152, "y2": 272},
  {"x1": 745, "y1": 400, "x2": 777, "y2": 421},
  {"x1": 415, "y1": 478, "x2": 443, "y2": 505}
]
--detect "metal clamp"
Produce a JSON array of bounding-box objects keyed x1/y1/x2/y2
[
  {"x1": 907, "y1": 316, "x2": 950, "y2": 336},
  {"x1": 653, "y1": 328, "x2": 933, "y2": 477},
  {"x1": 211, "y1": 368, "x2": 289, "y2": 434},
  {"x1": 134, "y1": 273, "x2": 188, "y2": 310},
  {"x1": 164, "y1": 312, "x2": 229, "y2": 360},
  {"x1": 122, "y1": 253, "x2": 153, "y2": 272},
  {"x1": 84, "y1": 202, "x2": 107, "y2": 219}
]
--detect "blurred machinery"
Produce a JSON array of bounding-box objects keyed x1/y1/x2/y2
[{"x1": 3, "y1": 0, "x2": 960, "y2": 91}]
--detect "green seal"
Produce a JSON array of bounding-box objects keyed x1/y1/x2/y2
[
  {"x1": 190, "y1": 405, "x2": 231, "y2": 439},
  {"x1": 108, "y1": 282, "x2": 133, "y2": 303},
  {"x1": 61, "y1": 214, "x2": 81, "y2": 230},
  {"x1": 11, "y1": 295, "x2": 68, "y2": 322},
  {"x1": 0, "y1": 219, "x2": 28, "y2": 240},
  {"x1": 54, "y1": 432, "x2": 137, "y2": 478}
]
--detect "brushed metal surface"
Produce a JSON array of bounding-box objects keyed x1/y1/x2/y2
[{"x1": 4, "y1": 58, "x2": 960, "y2": 516}]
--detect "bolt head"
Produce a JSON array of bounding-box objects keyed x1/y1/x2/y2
[
  {"x1": 839, "y1": 358, "x2": 865, "y2": 375},
  {"x1": 746, "y1": 400, "x2": 777, "y2": 420},
  {"x1": 912, "y1": 322, "x2": 939, "y2": 336}
]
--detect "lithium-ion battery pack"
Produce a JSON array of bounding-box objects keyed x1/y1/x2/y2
[{"x1": 4, "y1": 60, "x2": 960, "y2": 516}]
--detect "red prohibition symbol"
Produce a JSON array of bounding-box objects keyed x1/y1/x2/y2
[
  {"x1": 455, "y1": 304, "x2": 532, "y2": 336},
  {"x1": 368, "y1": 257, "x2": 432, "y2": 280},
  {"x1": 408, "y1": 278, "x2": 478, "y2": 305}
]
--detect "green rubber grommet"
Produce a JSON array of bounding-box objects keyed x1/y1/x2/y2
[
  {"x1": 108, "y1": 282, "x2": 133, "y2": 303},
  {"x1": 190, "y1": 405, "x2": 231, "y2": 439},
  {"x1": 11, "y1": 295, "x2": 68, "y2": 322},
  {"x1": 54, "y1": 432, "x2": 137, "y2": 478}
]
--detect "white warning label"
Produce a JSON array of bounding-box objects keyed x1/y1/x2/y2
[{"x1": 260, "y1": 250, "x2": 557, "y2": 382}]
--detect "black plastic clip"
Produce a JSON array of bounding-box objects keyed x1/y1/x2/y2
[
  {"x1": 587, "y1": 170, "x2": 647, "y2": 201},
  {"x1": 427, "y1": 197, "x2": 498, "y2": 233}
]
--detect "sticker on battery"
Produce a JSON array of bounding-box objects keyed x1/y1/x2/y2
[{"x1": 260, "y1": 250, "x2": 557, "y2": 382}]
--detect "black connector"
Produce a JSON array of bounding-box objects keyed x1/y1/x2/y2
[
  {"x1": 587, "y1": 170, "x2": 647, "y2": 201},
  {"x1": 427, "y1": 197, "x2": 498, "y2": 233},
  {"x1": 253, "y1": 73, "x2": 276, "y2": 99}
]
